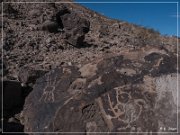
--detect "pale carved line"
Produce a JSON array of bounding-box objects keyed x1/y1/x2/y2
[
  {"x1": 95, "y1": 97, "x2": 114, "y2": 131},
  {"x1": 106, "y1": 86, "x2": 144, "y2": 131},
  {"x1": 107, "y1": 94, "x2": 124, "y2": 119},
  {"x1": 52, "y1": 96, "x2": 74, "y2": 132},
  {"x1": 39, "y1": 70, "x2": 58, "y2": 103}
]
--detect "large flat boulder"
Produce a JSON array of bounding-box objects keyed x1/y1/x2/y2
[{"x1": 22, "y1": 45, "x2": 179, "y2": 133}]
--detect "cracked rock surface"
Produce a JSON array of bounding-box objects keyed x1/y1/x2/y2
[
  {"x1": 23, "y1": 47, "x2": 179, "y2": 133},
  {"x1": 1, "y1": 0, "x2": 180, "y2": 134}
]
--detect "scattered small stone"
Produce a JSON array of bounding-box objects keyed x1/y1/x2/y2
[
  {"x1": 41, "y1": 20, "x2": 59, "y2": 33},
  {"x1": 29, "y1": 9, "x2": 41, "y2": 18}
]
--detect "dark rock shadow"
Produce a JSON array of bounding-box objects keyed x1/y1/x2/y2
[
  {"x1": 1, "y1": 81, "x2": 33, "y2": 133},
  {"x1": 76, "y1": 41, "x2": 94, "y2": 49},
  {"x1": 3, "y1": 122, "x2": 24, "y2": 133}
]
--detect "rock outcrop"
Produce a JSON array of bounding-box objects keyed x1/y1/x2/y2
[
  {"x1": 1, "y1": 0, "x2": 179, "y2": 134},
  {"x1": 22, "y1": 45, "x2": 179, "y2": 133},
  {"x1": 56, "y1": 7, "x2": 90, "y2": 46},
  {"x1": 18, "y1": 67, "x2": 47, "y2": 86}
]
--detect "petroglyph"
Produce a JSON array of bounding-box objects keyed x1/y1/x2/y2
[
  {"x1": 68, "y1": 78, "x2": 86, "y2": 99},
  {"x1": 39, "y1": 70, "x2": 59, "y2": 103},
  {"x1": 81, "y1": 103, "x2": 97, "y2": 121},
  {"x1": 97, "y1": 85, "x2": 146, "y2": 131},
  {"x1": 22, "y1": 53, "x2": 178, "y2": 132}
]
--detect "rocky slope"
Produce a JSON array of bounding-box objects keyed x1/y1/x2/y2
[{"x1": 1, "y1": 0, "x2": 179, "y2": 134}]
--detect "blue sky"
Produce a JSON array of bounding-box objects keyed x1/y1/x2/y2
[{"x1": 75, "y1": 0, "x2": 179, "y2": 36}]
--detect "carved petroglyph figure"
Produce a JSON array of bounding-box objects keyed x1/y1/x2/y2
[
  {"x1": 39, "y1": 70, "x2": 58, "y2": 103},
  {"x1": 98, "y1": 85, "x2": 144, "y2": 131},
  {"x1": 81, "y1": 103, "x2": 97, "y2": 121}
]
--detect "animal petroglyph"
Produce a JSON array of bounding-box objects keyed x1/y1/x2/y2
[{"x1": 97, "y1": 85, "x2": 145, "y2": 131}]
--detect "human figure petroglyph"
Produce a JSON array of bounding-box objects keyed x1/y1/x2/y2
[{"x1": 39, "y1": 70, "x2": 58, "y2": 103}]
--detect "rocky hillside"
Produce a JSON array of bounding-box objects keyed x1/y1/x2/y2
[{"x1": 1, "y1": 0, "x2": 179, "y2": 134}]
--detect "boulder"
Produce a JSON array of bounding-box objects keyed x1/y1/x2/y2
[
  {"x1": 56, "y1": 6, "x2": 71, "y2": 29},
  {"x1": 41, "y1": 20, "x2": 59, "y2": 33},
  {"x1": 18, "y1": 67, "x2": 47, "y2": 86},
  {"x1": 56, "y1": 9, "x2": 90, "y2": 47},
  {"x1": 22, "y1": 46, "x2": 179, "y2": 133}
]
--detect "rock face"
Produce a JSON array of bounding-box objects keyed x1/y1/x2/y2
[
  {"x1": 18, "y1": 67, "x2": 47, "y2": 86},
  {"x1": 2, "y1": 0, "x2": 179, "y2": 134},
  {"x1": 22, "y1": 44, "x2": 179, "y2": 133}
]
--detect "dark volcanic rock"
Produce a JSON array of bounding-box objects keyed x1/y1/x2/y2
[
  {"x1": 18, "y1": 67, "x2": 47, "y2": 86},
  {"x1": 2, "y1": 1, "x2": 179, "y2": 134},
  {"x1": 56, "y1": 8, "x2": 90, "y2": 46},
  {"x1": 41, "y1": 20, "x2": 59, "y2": 33},
  {"x1": 56, "y1": 6, "x2": 71, "y2": 29},
  {"x1": 22, "y1": 47, "x2": 179, "y2": 133}
]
